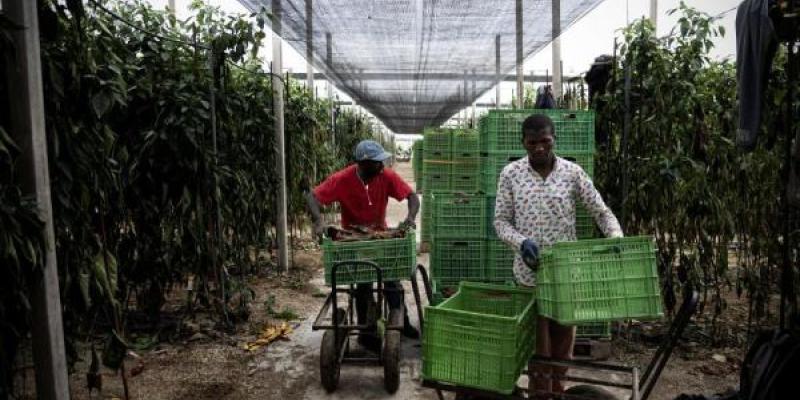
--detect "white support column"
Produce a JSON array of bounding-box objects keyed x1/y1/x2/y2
[
  {"x1": 495, "y1": 34, "x2": 501, "y2": 108},
  {"x1": 471, "y1": 69, "x2": 477, "y2": 127},
  {"x1": 326, "y1": 32, "x2": 335, "y2": 142},
  {"x1": 515, "y1": 0, "x2": 524, "y2": 108},
  {"x1": 272, "y1": 0, "x2": 289, "y2": 272},
  {"x1": 552, "y1": 0, "x2": 562, "y2": 101},
  {"x1": 650, "y1": 0, "x2": 658, "y2": 31},
  {"x1": 168, "y1": 0, "x2": 176, "y2": 13},
  {"x1": 5, "y1": 1, "x2": 69, "y2": 398},
  {"x1": 305, "y1": 0, "x2": 314, "y2": 93}
]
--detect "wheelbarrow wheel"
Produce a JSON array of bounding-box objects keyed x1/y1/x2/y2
[
  {"x1": 383, "y1": 308, "x2": 402, "y2": 393},
  {"x1": 320, "y1": 308, "x2": 347, "y2": 393}
]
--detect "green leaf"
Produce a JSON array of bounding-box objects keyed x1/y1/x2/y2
[{"x1": 91, "y1": 91, "x2": 112, "y2": 118}]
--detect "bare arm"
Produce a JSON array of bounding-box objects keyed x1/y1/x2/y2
[
  {"x1": 305, "y1": 191, "x2": 324, "y2": 236},
  {"x1": 405, "y1": 192, "x2": 420, "y2": 224}
]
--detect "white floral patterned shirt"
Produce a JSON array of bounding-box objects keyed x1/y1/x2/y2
[{"x1": 493, "y1": 156, "x2": 623, "y2": 287}]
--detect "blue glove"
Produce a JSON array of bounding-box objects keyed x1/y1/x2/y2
[{"x1": 520, "y1": 239, "x2": 540, "y2": 270}]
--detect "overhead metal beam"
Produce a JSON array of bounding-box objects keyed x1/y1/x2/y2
[{"x1": 289, "y1": 71, "x2": 577, "y2": 82}]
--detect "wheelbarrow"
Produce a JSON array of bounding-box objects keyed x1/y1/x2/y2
[
  {"x1": 311, "y1": 260, "x2": 404, "y2": 393},
  {"x1": 410, "y1": 264, "x2": 699, "y2": 399}
]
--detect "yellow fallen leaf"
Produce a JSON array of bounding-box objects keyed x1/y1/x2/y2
[{"x1": 242, "y1": 322, "x2": 293, "y2": 351}]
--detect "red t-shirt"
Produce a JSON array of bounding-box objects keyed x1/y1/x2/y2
[{"x1": 313, "y1": 164, "x2": 413, "y2": 230}]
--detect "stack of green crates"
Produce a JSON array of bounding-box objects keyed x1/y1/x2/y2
[
  {"x1": 421, "y1": 128, "x2": 480, "y2": 193},
  {"x1": 422, "y1": 282, "x2": 537, "y2": 394},
  {"x1": 429, "y1": 193, "x2": 487, "y2": 286}
]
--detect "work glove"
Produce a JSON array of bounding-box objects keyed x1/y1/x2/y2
[{"x1": 520, "y1": 239, "x2": 540, "y2": 271}]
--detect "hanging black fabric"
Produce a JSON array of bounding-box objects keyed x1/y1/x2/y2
[
  {"x1": 534, "y1": 85, "x2": 556, "y2": 109},
  {"x1": 736, "y1": 0, "x2": 779, "y2": 151},
  {"x1": 584, "y1": 54, "x2": 613, "y2": 103}
]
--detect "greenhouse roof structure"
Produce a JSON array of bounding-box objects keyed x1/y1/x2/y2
[{"x1": 239, "y1": 0, "x2": 603, "y2": 133}]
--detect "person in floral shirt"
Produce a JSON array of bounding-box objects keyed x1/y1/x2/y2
[{"x1": 494, "y1": 114, "x2": 623, "y2": 394}]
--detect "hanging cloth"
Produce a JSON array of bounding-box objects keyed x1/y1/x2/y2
[{"x1": 736, "y1": 0, "x2": 779, "y2": 151}]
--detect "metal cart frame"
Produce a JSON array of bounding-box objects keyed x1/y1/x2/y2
[
  {"x1": 411, "y1": 264, "x2": 699, "y2": 400},
  {"x1": 311, "y1": 260, "x2": 404, "y2": 393}
]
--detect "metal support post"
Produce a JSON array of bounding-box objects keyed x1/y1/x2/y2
[
  {"x1": 650, "y1": 0, "x2": 658, "y2": 31},
  {"x1": 326, "y1": 32, "x2": 335, "y2": 143},
  {"x1": 5, "y1": 1, "x2": 69, "y2": 398},
  {"x1": 515, "y1": 0, "x2": 524, "y2": 108},
  {"x1": 495, "y1": 35, "x2": 501, "y2": 108},
  {"x1": 272, "y1": 0, "x2": 289, "y2": 272},
  {"x1": 552, "y1": 0, "x2": 562, "y2": 101},
  {"x1": 306, "y1": 0, "x2": 314, "y2": 92}
]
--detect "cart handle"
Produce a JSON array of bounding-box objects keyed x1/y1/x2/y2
[
  {"x1": 410, "y1": 264, "x2": 433, "y2": 336},
  {"x1": 639, "y1": 288, "x2": 699, "y2": 400},
  {"x1": 330, "y1": 261, "x2": 383, "y2": 330}
]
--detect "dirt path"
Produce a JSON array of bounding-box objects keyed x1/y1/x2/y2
[{"x1": 67, "y1": 161, "x2": 739, "y2": 399}]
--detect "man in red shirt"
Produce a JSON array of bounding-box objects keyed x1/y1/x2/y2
[{"x1": 306, "y1": 140, "x2": 421, "y2": 349}]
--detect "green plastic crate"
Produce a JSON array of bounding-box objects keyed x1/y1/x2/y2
[
  {"x1": 559, "y1": 152, "x2": 595, "y2": 178},
  {"x1": 322, "y1": 231, "x2": 416, "y2": 285},
  {"x1": 576, "y1": 321, "x2": 612, "y2": 338},
  {"x1": 452, "y1": 158, "x2": 481, "y2": 176},
  {"x1": 421, "y1": 193, "x2": 434, "y2": 244},
  {"x1": 479, "y1": 109, "x2": 595, "y2": 154},
  {"x1": 485, "y1": 238, "x2": 516, "y2": 283},
  {"x1": 423, "y1": 160, "x2": 452, "y2": 192},
  {"x1": 453, "y1": 129, "x2": 480, "y2": 158},
  {"x1": 424, "y1": 128, "x2": 453, "y2": 156},
  {"x1": 422, "y1": 282, "x2": 537, "y2": 394},
  {"x1": 430, "y1": 239, "x2": 485, "y2": 284},
  {"x1": 451, "y1": 158, "x2": 481, "y2": 193},
  {"x1": 450, "y1": 174, "x2": 481, "y2": 193},
  {"x1": 536, "y1": 236, "x2": 663, "y2": 324},
  {"x1": 431, "y1": 193, "x2": 487, "y2": 239}
]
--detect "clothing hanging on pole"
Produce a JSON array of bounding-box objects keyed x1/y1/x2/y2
[{"x1": 736, "y1": 0, "x2": 779, "y2": 151}]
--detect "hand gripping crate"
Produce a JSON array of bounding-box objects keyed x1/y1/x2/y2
[
  {"x1": 536, "y1": 236, "x2": 663, "y2": 324},
  {"x1": 422, "y1": 282, "x2": 537, "y2": 394},
  {"x1": 322, "y1": 231, "x2": 416, "y2": 285}
]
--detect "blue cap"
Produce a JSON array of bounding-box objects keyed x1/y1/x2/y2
[{"x1": 354, "y1": 140, "x2": 391, "y2": 162}]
